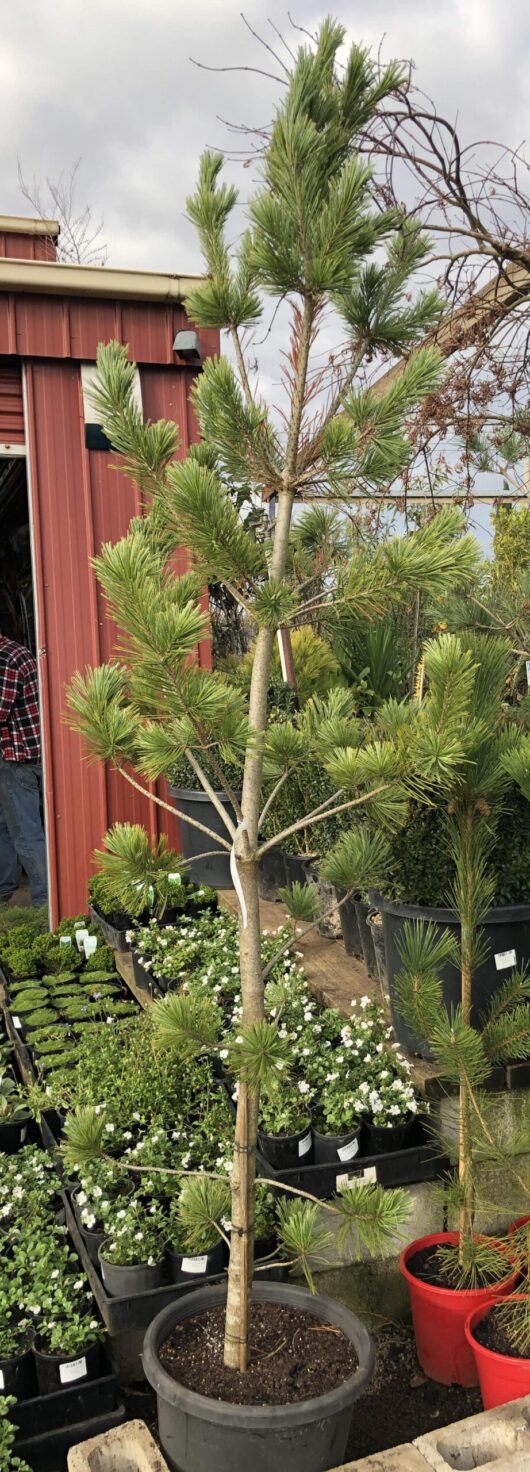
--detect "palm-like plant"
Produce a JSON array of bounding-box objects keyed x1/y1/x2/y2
[{"x1": 66, "y1": 23, "x2": 483, "y2": 1370}]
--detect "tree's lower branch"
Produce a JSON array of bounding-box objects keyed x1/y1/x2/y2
[
  {"x1": 116, "y1": 766, "x2": 232, "y2": 850},
  {"x1": 258, "y1": 784, "x2": 391, "y2": 856}
]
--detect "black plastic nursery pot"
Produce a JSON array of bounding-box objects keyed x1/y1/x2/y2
[
  {"x1": 312, "y1": 1123, "x2": 361, "y2": 1166},
  {"x1": 373, "y1": 892, "x2": 530, "y2": 1058},
  {"x1": 367, "y1": 912, "x2": 388, "y2": 994},
  {"x1": 169, "y1": 786, "x2": 240, "y2": 889},
  {"x1": 257, "y1": 1120, "x2": 313, "y2": 1169},
  {"x1": 166, "y1": 1239, "x2": 226, "y2": 1285},
  {"x1": 338, "y1": 892, "x2": 363, "y2": 958},
  {"x1": 88, "y1": 902, "x2": 132, "y2": 953},
  {"x1": 0, "y1": 1112, "x2": 31, "y2": 1153},
  {"x1": 0, "y1": 1340, "x2": 37, "y2": 1398},
  {"x1": 354, "y1": 899, "x2": 377, "y2": 976},
  {"x1": 142, "y1": 1281, "x2": 374, "y2": 1472},
  {"x1": 34, "y1": 1337, "x2": 103, "y2": 1395},
  {"x1": 363, "y1": 1113, "x2": 416, "y2": 1158},
  {"x1": 98, "y1": 1245, "x2": 165, "y2": 1297}
]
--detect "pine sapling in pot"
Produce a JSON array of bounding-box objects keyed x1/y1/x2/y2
[
  {"x1": 394, "y1": 634, "x2": 530, "y2": 1386},
  {"x1": 64, "y1": 20, "x2": 486, "y2": 1472},
  {"x1": 165, "y1": 1178, "x2": 231, "y2": 1282}
]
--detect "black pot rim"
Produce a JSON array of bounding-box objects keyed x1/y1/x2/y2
[
  {"x1": 142, "y1": 1280, "x2": 374, "y2": 1429},
  {"x1": 373, "y1": 890, "x2": 530, "y2": 925},
  {"x1": 34, "y1": 1337, "x2": 99, "y2": 1363},
  {"x1": 169, "y1": 786, "x2": 242, "y2": 806},
  {"x1": 312, "y1": 1123, "x2": 360, "y2": 1144},
  {"x1": 258, "y1": 1120, "x2": 311, "y2": 1145},
  {"x1": 98, "y1": 1240, "x2": 164, "y2": 1273}
]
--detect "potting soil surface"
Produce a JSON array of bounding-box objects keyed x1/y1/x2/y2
[
  {"x1": 473, "y1": 1303, "x2": 528, "y2": 1359},
  {"x1": 406, "y1": 1243, "x2": 508, "y2": 1289},
  {"x1": 158, "y1": 1302, "x2": 358, "y2": 1404}
]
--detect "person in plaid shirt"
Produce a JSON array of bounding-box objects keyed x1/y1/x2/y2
[{"x1": 0, "y1": 634, "x2": 48, "y2": 908}]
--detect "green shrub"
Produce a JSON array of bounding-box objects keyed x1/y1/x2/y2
[
  {"x1": 84, "y1": 944, "x2": 115, "y2": 973},
  {"x1": 10, "y1": 993, "x2": 49, "y2": 1014}
]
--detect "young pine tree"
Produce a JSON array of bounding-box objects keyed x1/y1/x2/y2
[{"x1": 67, "y1": 23, "x2": 481, "y2": 1369}]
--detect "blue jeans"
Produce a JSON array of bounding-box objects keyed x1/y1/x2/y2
[{"x1": 0, "y1": 758, "x2": 48, "y2": 907}]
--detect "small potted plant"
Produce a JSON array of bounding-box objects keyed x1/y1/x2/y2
[
  {"x1": 257, "y1": 1084, "x2": 313, "y2": 1169},
  {"x1": 0, "y1": 1313, "x2": 36, "y2": 1399},
  {"x1": 98, "y1": 1198, "x2": 165, "y2": 1296},
  {"x1": 34, "y1": 1311, "x2": 105, "y2": 1393},
  {"x1": 165, "y1": 1178, "x2": 230, "y2": 1283},
  {"x1": 311, "y1": 1075, "x2": 362, "y2": 1165},
  {"x1": 0, "y1": 1072, "x2": 31, "y2": 1153},
  {"x1": 0, "y1": 1394, "x2": 33, "y2": 1472}
]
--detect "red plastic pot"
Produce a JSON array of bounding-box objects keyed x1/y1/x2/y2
[
  {"x1": 400, "y1": 1232, "x2": 518, "y2": 1387},
  {"x1": 465, "y1": 1295, "x2": 530, "y2": 1409}
]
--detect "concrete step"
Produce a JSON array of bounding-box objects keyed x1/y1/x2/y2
[{"x1": 414, "y1": 1392, "x2": 530, "y2": 1470}]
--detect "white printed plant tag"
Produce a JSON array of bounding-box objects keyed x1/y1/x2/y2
[
  {"x1": 362, "y1": 1166, "x2": 377, "y2": 1183},
  {"x1": 75, "y1": 929, "x2": 89, "y2": 952},
  {"x1": 182, "y1": 1255, "x2": 208, "y2": 1274},
  {"x1": 495, "y1": 949, "x2": 517, "y2": 971},
  {"x1": 83, "y1": 936, "x2": 98, "y2": 959},
  {"x1": 337, "y1": 1136, "x2": 360, "y2": 1163},
  {"x1": 20, "y1": 1126, "x2": 27, "y2": 1144},
  {"x1": 526, "y1": 659, "x2": 530, "y2": 688},
  {"x1": 12, "y1": 1016, "x2": 21, "y2": 1028},
  {"x1": 59, "y1": 935, "x2": 72, "y2": 946},
  {"x1": 298, "y1": 1131, "x2": 312, "y2": 1157},
  {"x1": 0, "y1": 1369, "x2": 4, "y2": 1389},
  {"x1": 168, "y1": 873, "x2": 182, "y2": 885},
  {"x1": 59, "y1": 1356, "x2": 87, "y2": 1384}
]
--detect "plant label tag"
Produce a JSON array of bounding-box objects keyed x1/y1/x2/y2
[
  {"x1": 59, "y1": 936, "x2": 72, "y2": 946},
  {"x1": 83, "y1": 936, "x2": 98, "y2": 958},
  {"x1": 20, "y1": 1126, "x2": 27, "y2": 1143},
  {"x1": 59, "y1": 1355, "x2": 87, "y2": 1384},
  {"x1": 75, "y1": 929, "x2": 89, "y2": 952},
  {"x1": 0, "y1": 1369, "x2": 4, "y2": 1389},
  {"x1": 298, "y1": 1131, "x2": 312, "y2": 1157},
  {"x1": 526, "y1": 659, "x2": 530, "y2": 688},
  {"x1": 181, "y1": 1254, "x2": 208, "y2": 1273},
  {"x1": 168, "y1": 873, "x2": 182, "y2": 885},
  {"x1": 362, "y1": 1166, "x2": 377, "y2": 1183},
  {"x1": 337, "y1": 1136, "x2": 359, "y2": 1163},
  {"x1": 12, "y1": 1016, "x2": 21, "y2": 1028},
  {"x1": 336, "y1": 1165, "x2": 377, "y2": 1191},
  {"x1": 494, "y1": 949, "x2": 517, "y2": 971}
]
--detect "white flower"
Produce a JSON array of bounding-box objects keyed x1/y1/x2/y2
[{"x1": 298, "y1": 1081, "x2": 311, "y2": 1096}]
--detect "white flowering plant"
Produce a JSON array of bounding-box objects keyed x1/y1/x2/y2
[
  {"x1": 258, "y1": 1084, "x2": 311, "y2": 1138},
  {"x1": 101, "y1": 1198, "x2": 166, "y2": 1267},
  {"x1": 36, "y1": 1309, "x2": 104, "y2": 1359},
  {"x1": 0, "y1": 1396, "x2": 32, "y2": 1472}
]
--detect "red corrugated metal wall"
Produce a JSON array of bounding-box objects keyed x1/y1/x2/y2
[{"x1": 23, "y1": 318, "x2": 217, "y2": 922}]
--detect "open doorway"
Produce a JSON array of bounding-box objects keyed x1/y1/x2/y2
[
  {"x1": 0, "y1": 455, "x2": 34, "y2": 650},
  {"x1": 0, "y1": 453, "x2": 47, "y2": 909}
]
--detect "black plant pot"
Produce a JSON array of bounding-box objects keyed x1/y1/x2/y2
[
  {"x1": 312, "y1": 1123, "x2": 361, "y2": 1166},
  {"x1": 258, "y1": 1121, "x2": 313, "y2": 1170},
  {"x1": 354, "y1": 900, "x2": 377, "y2": 977},
  {"x1": 0, "y1": 1114, "x2": 31, "y2": 1154},
  {"x1": 34, "y1": 1337, "x2": 102, "y2": 1394},
  {"x1": 258, "y1": 846, "x2": 288, "y2": 901},
  {"x1": 98, "y1": 1245, "x2": 165, "y2": 1297},
  {"x1": 169, "y1": 787, "x2": 241, "y2": 890},
  {"x1": 367, "y1": 912, "x2": 388, "y2": 995},
  {"x1": 338, "y1": 892, "x2": 363, "y2": 958},
  {"x1": 373, "y1": 892, "x2": 530, "y2": 1059},
  {"x1": 142, "y1": 1281, "x2": 374, "y2": 1472},
  {"x1": 363, "y1": 1112, "x2": 416, "y2": 1157},
  {"x1": 166, "y1": 1238, "x2": 226, "y2": 1284},
  {"x1": 254, "y1": 1236, "x2": 288, "y2": 1283},
  {"x1": 0, "y1": 1340, "x2": 37, "y2": 1398}
]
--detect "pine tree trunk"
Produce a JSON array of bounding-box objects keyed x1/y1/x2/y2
[{"x1": 458, "y1": 809, "x2": 475, "y2": 1261}]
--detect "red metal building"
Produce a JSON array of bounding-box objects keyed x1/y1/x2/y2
[{"x1": 0, "y1": 215, "x2": 217, "y2": 924}]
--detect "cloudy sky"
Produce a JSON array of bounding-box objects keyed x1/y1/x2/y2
[{"x1": 2, "y1": 0, "x2": 527, "y2": 275}]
